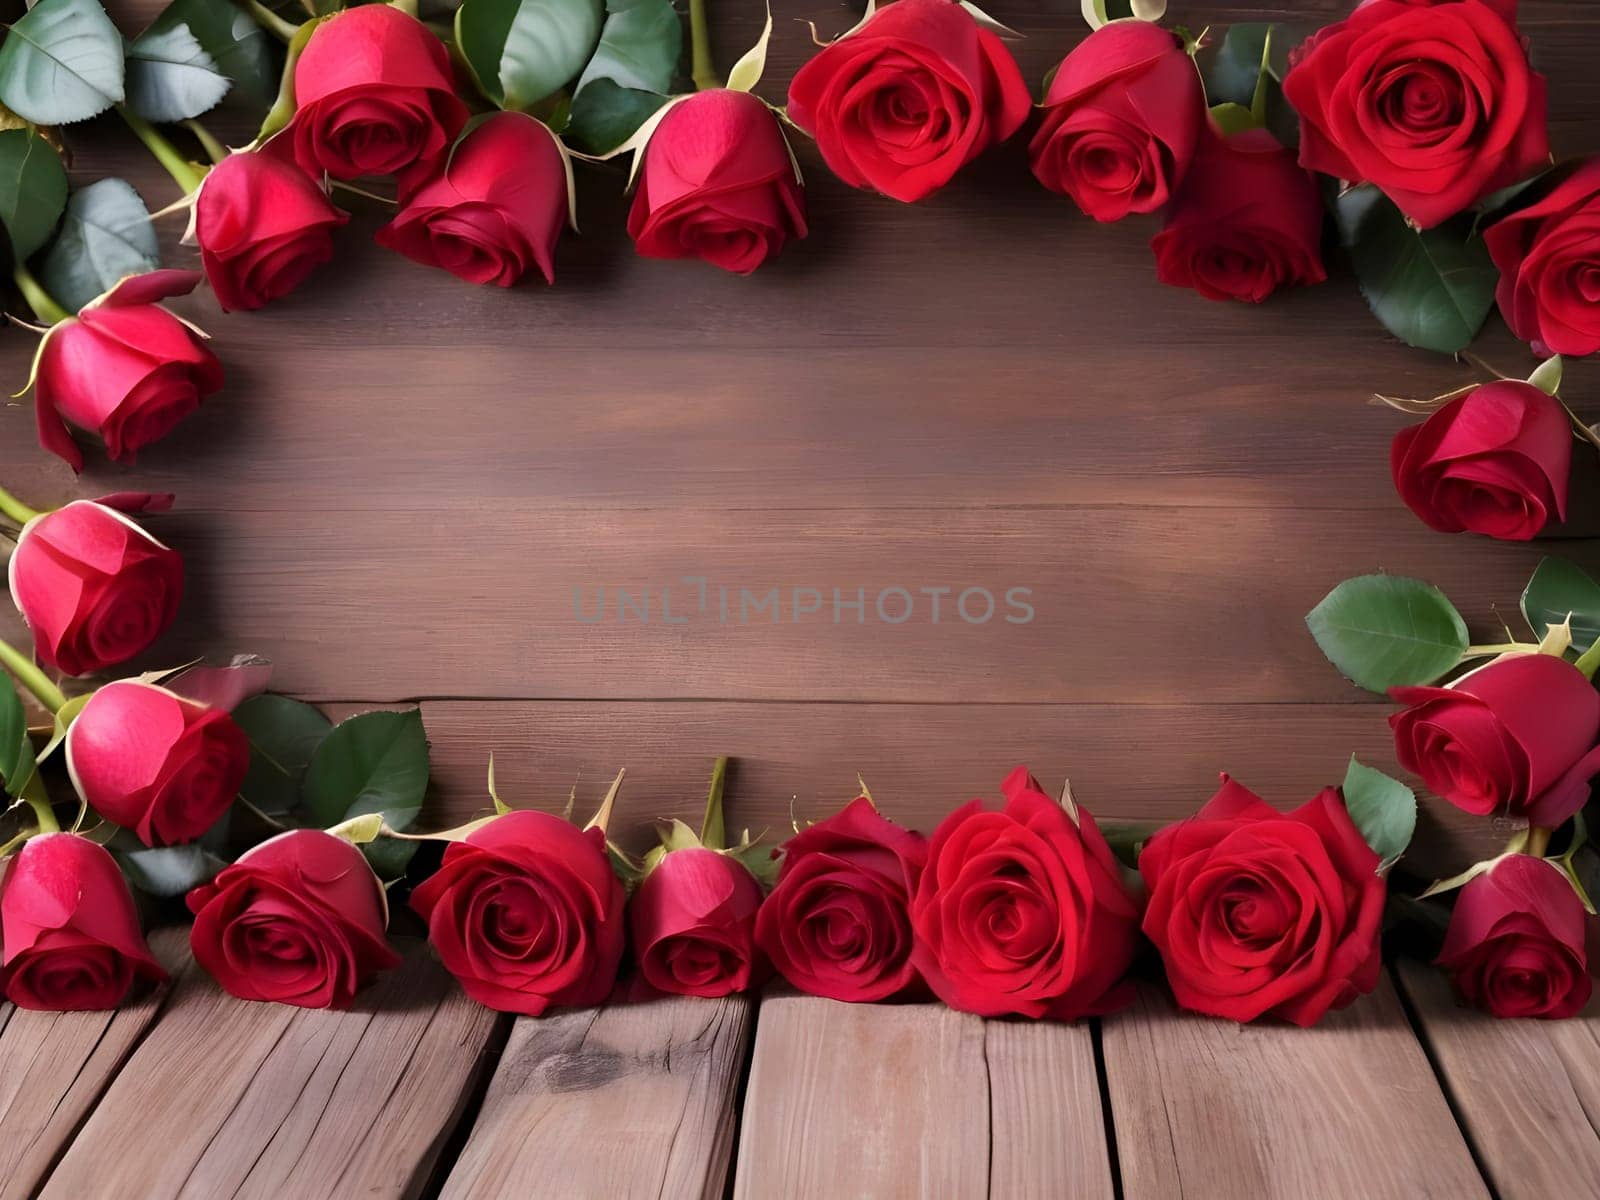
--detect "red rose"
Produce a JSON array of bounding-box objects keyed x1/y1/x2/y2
[
  {"x1": 909, "y1": 767, "x2": 1141, "y2": 1019},
  {"x1": 1152, "y1": 128, "x2": 1327, "y2": 303},
  {"x1": 377, "y1": 112, "x2": 570, "y2": 287},
  {"x1": 1391, "y1": 654, "x2": 1600, "y2": 827},
  {"x1": 8, "y1": 498, "x2": 183, "y2": 677},
  {"x1": 627, "y1": 90, "x2": 806, "y2": 275},
  {"x1": 1140, "y1": 777, "x2": 1385, "y2": 1026},
  {"x1": 194, "y1": 150, "x2": 349, "y2": 312},
  {"x1": 187, "y1": 829, "x2": 401, "y2": 1008},
  {"x1": 629, "y1": 847, "x2": 765, "y2": 997},
  {"x1": 1390, "y1": 380, "x2": 1571, "y2": 541},
  {"x1": 1438, "y1": 854, "x2": 1592, "y2": 1019},
  {"x1": 65, "y1": 680, "x2": 248, "y2": 848},
  {"x1": 755, "y1": 797, "x2": 926, "y2": 1002},
  {"x1": 1029, "y1": 21, "x2": 1207, "y2": 222},
  {"x1": 1486, "y1": 159, "x2": 1600, "y2": 358},
  {"x1": 1283, "y1": 0, "x2": 1549, "y2": 229},
  {"x1": 31, "y1": 270, "x2": 222, "y2": 472},
  {"x1": 1, "y1": 833, "x2": 166, "y2": 1011},
  {"x1": 409, "y1": 811, "x2": 625, "y2": 1014},
  {"x1": 289, "y1": 5, "x2": 467, "y2": 180},
  {"x1": 787, "y1": 0, "x2": 1031, "y2": 203}
]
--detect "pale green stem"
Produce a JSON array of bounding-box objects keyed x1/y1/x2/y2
[
  {"x1": 1527, "y1": 827, "x2": 1554, "y2": 859},
  {"x1": 0, "y1": 484, "x2": 41, "y2": 527},
  {"x1": 1576, "y1": 638, "x2": 1600, "y2": 682},
  {"x1": 1464, "y1": 642, "x2": 1529, "y2": 658},
  {"x1": 700, "y1": 755, "x2": 728, "y2": 849},
  {"x1": 245, "y1": 0, "x2": 300, "y2": 43},
  {"x1": 182, "y1": 119, "x2": 229, "y2": 166},
  {"x1": 0, "y1": 639, "x2": 67, "y2": 715},
  {"x1": 118, "y1": 106, "x2": 207, "y2": 195},
  {"x1": 688, "y1": 0, "x2": 720, "y2": 91},
  {"x1": 11, "y1": 263, "x2": 70, "y2": 325}
]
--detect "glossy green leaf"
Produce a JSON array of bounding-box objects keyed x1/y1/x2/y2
[
  {"x1": 303, "y1": 708, "x2": 429, "y2": 832},
  {"x1": 234, "y1": 693, "x2": 332, "y2": 817},
  {"x1": 143, "y1": 0, "x2": 279, "y2": 108},
  {"x1": 567, "y1": 77, "x2": 666, "y2": 154},
  {"x1": 456, "y1": 0, "x2": 604, "y2": 111},
  {"x1": 0, "y1": 127, "x2": 68, "y2": 263},
  {"x1": 117, "y1": 839, "x2": 227, "y2": 896},
  {"x1": 1202, "y1": 23, "x2": 1272, "y2": 108},
  {"x1": 1341, "y1": 757, "x2": 1416, "y2": 872},
  {"x1": 39, "y1": 178, "x2": 159, "y2": 311},
  {"x1": 0, "y1": 0, "x2": 126, "y2": 125},
  {"x1": 1334, "y1": 185, "x2": 1498, "y2": 354},
  {"x1": 125, "y1": 22, "x2": 231, "y2": 122},
  {"x1": 565, "y1": 0, "x2": 677, "y2": 153},
  {"x1": 1523, "y1": 557, "x2": 1600, "y2": 654},
  {"x1": 1306, "y1": 574, "x2": 1469, "y2": 693},
  {"x1": 0, "y1": 674, "x2": 36, "y2": 800},
  {"x1": 361, "y1": 836, "x2": 418, "y2": 880}
]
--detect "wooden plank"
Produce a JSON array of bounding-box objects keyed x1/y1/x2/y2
[
  {"x1": 733, "y1": 994, "x2": 990, "y2": 1199},
  {"x1": 439, "y1": 994, "x2": 751, "y2": 1200},
  {"x1": 986, "y1": 1020, "x2": 1116, "y2": 1200},
  {"x1": 41, "y1": 940, "x2": 500, "y2": 1200},
  {"x1": 1396, "y1": 957, "x2": 1600, "y2": 1200},
  {"x1": 408, "y1": 699, "x2": 1509, "y2": 874},
  {"x1": 0, "y1": 927, "x2": 188, "y2": 1200},
  {"x1": 1101, "y1": 976, "x2": 1488, "y2": 1199}
]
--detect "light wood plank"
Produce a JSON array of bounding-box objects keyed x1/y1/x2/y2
[
  {"x1": 0, "y1": 927, "x2": 188, "y2": 1200},
  {"x1": 439, "y1": 993, "x2": 751, "y2": 1200},
  {"x1": 986, "y1": 1020, "x2": 1116, "y2": 1200},
  {"x1": 1397, "y1": 957, "x2": 1600, "y2": 1200},
  {"x1": 1101, "y1": 976, "x2": 1488, "y2": 1199},
  {"x1": 733, "y1": 994, "x2": 990, "y2": 1199},
  {"x1": 41, "y1": 940, "x2": 500, "y2": 1200}
]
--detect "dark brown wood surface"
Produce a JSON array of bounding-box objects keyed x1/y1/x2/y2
[{"x1": 2, "y1": 0, "x2": 1598, "y2": 872}]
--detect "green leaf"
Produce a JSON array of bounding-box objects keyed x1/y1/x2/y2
[
  {"x1": 143, "y1": 0, "x2": 279, "y2": 108},
  {"x1": 303, "y1": 709, "x2": 429, "y2": 833},
  {"x1": 1306, "y1": 574, "x2": 1469, "y2": 693},
  {"x1": 233, "y1": 693, "x2": 332, "y2": 817},
  {"x1": 0, "y1": 0, "x2": 126, "y2": 126},
  {"x1": 125, "y1": 22, "x2": 231, "y2": 123},
  {"x1": 566, "y1": 77, "x2": 666, "y2": 155},
  {"x1": 1334, "y1": 185, "x2": 1498, "y2": 355},
  {"x1": 0, "y1": 127, "x2": 68, "y2": 263},
  {"x1": 1341, "y1": 756, "x2": 1416, "y2": 871},
  {"x1": 0, "y1": 674, "x2": 37, "y2": 800},
  {"x1": 39, "y1": 178, "x2": 158, "y2": 312},
  {"x1": 1202, "y1": 23, "x2": 1272, "y2": 109},
  {"x1": 361, "y1": 836, "x2": 418, "y2": 880},
  {"x1": 1208, "y1": 102, "x2": 1258, "y2": 137},
  {"x1": 117, "y1": 840, "x2": 227, "y2": 897},
  {"x1": 456, "y1": 0, "x2": 604, "y2": 111},
  {"x1": 573, "y1": 0, "x2": 678, "y2": 94},
  {"x1": 1523, "y1": 557, "x2": 1600, "y2": 654}
]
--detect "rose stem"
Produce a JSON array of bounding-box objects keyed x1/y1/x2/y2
[
  {"x1": 688, "y1": 0, "x2": 720, "y2": 91},
  {"x1": 182, "y1": 120, "x2": 229, "y2": 166},
  {"x1": 245, "y1": 0, "x2": 300, "y2": 43},
  {"x1": 0, "y1": 485, "x2": 41, "y2": 528},
  {"x1": 10, "y1": 264, "x2": 70, "y2": 326},
  {"x1": 0, "y1": 638, "x2": 67, "y2": 715},
  {"x1": 117, "y1": 106, "x2": 208, "y2": 195},
  {"x1": 1526, "y1": 827, "x2": 1554, "y2": 859}
]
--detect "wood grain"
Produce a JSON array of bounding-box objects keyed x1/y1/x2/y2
[
  {"x1": 1396, "y1": 957, "x2": 1600, "y2": 1200},
  {"x1": 439, "y1": 993, "x2": 751, "y2": 1200},
  {"x1": 0, "y1": 927, "x2": 187, "y2": 1200},
  {"x1": 1100, "y1": 976, "x2": 1488, "y2": 1199},
  {"x1": 40, "y1": 939, "x2": 500, "y2": 1200}
]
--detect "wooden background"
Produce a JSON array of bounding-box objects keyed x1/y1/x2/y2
[{"x1": 3, "y1": 0, "x2": 1598, "y2": 875}]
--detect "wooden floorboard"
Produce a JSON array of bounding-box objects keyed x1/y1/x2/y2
[
  {"x1": 1100, "y1": 975, "x2": 1488, "y2": 1199},
  {"x1": 40, "y1": 939, "x2": 500, "y2": 1200},
  {"x1": 439, "y1": 993, "x2": 751, "y2": 1200},
  {"x1": 1397, "y1": 957, "x2": 1600, "y2": 1200}
]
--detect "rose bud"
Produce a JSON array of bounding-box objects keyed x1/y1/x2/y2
[
  {"x1": 376, "y1": 112, "x2": 570, "y2": 287},
  {"x1": 409, "y1": 811, "x2": 625, "y2": 1014},
  {"x1": 627, "y1": 90, "x2": 806, "y2": 276},
  {"x1": 1390, "y1": 654, "x2": 1600, "y2": 828},
  {"x1": 1438, "y1": 854, "x2": 1593, "y2": 1020},
  {"x1": 66, "y1": 680, "x2": 249, "y2": 848},
  {"x1": 755, "y1": 796, "x2": 927, "y2": 1003},
  {"x1": 288, "y1": 4, "x2": 468, "y2": 180},
  {"x1": 1152, "y1": 128, "x2": 1327, "y2": 303},
  {"x1": 1, "y1": 833, "x2": 166, "y2": 1011},
  {"x1": 193, "y1": 150, "x2": 349, "y2": 312},
  {"x1": 910, "y1": 767, "x2": 1142, "y2": 1019},
  {"x1": 1140, "y1": 777, "x2": 1385, "y2": 1026},
  {"x1": 629, "y1": 847, "x2": 766, "y2": 997},
  {"x1": 1486, "y1": 159, "x2": 1600, "y2": 358},
  {"x1": 1283, "y1": 0, "x2": 1548, "y2": 230},
  {"x1": 787, "y1": 0, "x2": 1031, "y2": 203},
  {"x1": 8, "y1": 498, "x2": 183, "y2": 677},
  {"x1": 1029, "y1": 21, "x2": 1207, "y2": 222},
  {"x1": 1390, "y1": 380, "x2": 1571, "y2": 541},
  {"x1": 187, "y1": 829, "x2": 402, "y2": 1008},
  {"x1": 31, "y1": 270, "x2": 222, "y2": 472}
]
